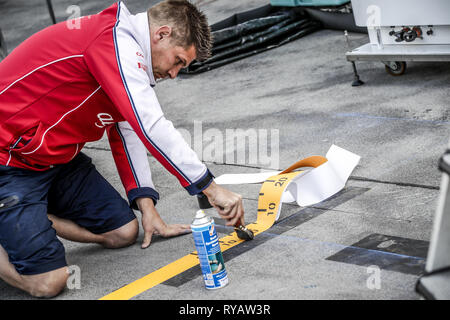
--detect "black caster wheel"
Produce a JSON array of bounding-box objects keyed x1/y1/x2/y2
[{"x1": 385, "y1": 61, "x2": 407, "y2": 76}]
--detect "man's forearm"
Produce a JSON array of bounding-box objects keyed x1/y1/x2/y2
[{"x1": 136, "y1": 197, "x2": 157, "y2": 214}]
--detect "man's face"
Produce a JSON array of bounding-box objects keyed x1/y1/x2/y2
[{"x1": 151, "y1": 26, "x2": 197, "y2": 80}]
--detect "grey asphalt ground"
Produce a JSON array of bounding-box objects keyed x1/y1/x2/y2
[{"x1": 0, "y1": 0, "x2": 449, "y2": 300}]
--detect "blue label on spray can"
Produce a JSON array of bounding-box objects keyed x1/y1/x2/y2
[{"x1": 192, "y1": 215, "x2": 228, "y2": 289}]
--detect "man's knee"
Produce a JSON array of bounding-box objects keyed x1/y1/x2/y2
[
  {"x1": 101, "y1": 219, "x2": 138, "y2": 249},
  {"x1": 23, "y1": 267, "x2": 69, "y2": 298}
]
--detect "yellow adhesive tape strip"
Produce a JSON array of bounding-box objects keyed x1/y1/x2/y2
[{"x1": 100, "y1": 157, "x2": 326, "y2": 300}]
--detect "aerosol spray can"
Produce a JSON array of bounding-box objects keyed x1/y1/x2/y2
[{"x1": 191, "y1": 210, "x2": 229, "y2": 289}]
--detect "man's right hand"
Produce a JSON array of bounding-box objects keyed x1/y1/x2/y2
[
  {"x1": 202, "y1": 181, "x2": 245, "y2": 227},
  {"x1": 136, "y1": 197, "x2": 191, "y2": 249}
]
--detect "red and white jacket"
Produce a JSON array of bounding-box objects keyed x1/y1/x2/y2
[{"x1": 0, "y1": 2, "x2": 213, "y2": 208}]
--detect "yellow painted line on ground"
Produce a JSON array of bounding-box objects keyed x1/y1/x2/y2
[{"x1": 100, "y1": 156, "x2": 327, "y2": 300}]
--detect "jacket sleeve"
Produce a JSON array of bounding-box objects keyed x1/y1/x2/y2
[
  {"x1": 84, "y1": 24, "x2": 213, "y2": 196},
  {"x1": 107, "y1": 121, "x2": 159, "y2": 209}
]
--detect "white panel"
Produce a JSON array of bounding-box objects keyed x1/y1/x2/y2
[{"x1": 351, "y1": 0, "x2": 450, "y2": 27}]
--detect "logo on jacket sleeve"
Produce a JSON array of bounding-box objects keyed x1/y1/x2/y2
[
  {"x1": 95, "y1": 113, "x2": 114, "y2": 128},
  {"x1": 137, "y1": 62, "x2": 148, "y2": 72}
]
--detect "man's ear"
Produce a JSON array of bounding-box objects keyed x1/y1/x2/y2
[{"x1": 155, "y1": 25, "x2": 172, "y2": 42}]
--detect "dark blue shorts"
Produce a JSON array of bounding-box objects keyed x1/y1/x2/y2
[{"x1": 0, "y1": 153, "x2": 136, "y2": 275}]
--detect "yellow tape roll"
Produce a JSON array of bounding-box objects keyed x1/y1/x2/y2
[{"x1": 100, "y1": 156, "x2": 327, "y2": 300}]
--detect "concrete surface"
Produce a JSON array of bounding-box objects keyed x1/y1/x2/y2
[{"x1": 0, "y1": 0, "x2": 449, "y2": 300}]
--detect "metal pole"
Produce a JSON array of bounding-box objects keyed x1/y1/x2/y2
[
  {"x1": 0, "y1": 28, "x2": 7, "y2": 59},
  {"x1": 46, "y1": 0, "x2": 57, "y2": 24},
  {"x1": 344, "y1": 30, "x2": 364, "y2": 86}
]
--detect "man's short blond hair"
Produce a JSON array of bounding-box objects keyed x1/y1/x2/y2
[{"x1": 148, "y1": 0, "x2": 212, "y2": 62}]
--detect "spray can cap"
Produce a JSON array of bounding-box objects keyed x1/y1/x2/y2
[
  {"x1": 195, "y1": 210, "x2": 206, "y2": 219},
  {"x1": 191, "y1": 209, "x2": 210, "y2": 226}
]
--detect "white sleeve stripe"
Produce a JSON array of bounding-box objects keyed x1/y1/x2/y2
[
  {"x1": 116, "y1": 121, "x2": 155, "y2": 190},
  {"x1": 115, "y1": 123, "x2": 141, "y2": 188}
]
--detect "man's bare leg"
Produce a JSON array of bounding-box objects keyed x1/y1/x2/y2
[
  {"x1": 0, "y1": 244, "x2": 68, "y2": 298},
  {"x1": 47, "y1": 214, "x2": 104, "y2": 244},
  {"x1": 47, "y1": 214, "x2": 139, "y2": 248},
  {"x1": 0, "y1": 215, "x2": 137, "y2": 297}
]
